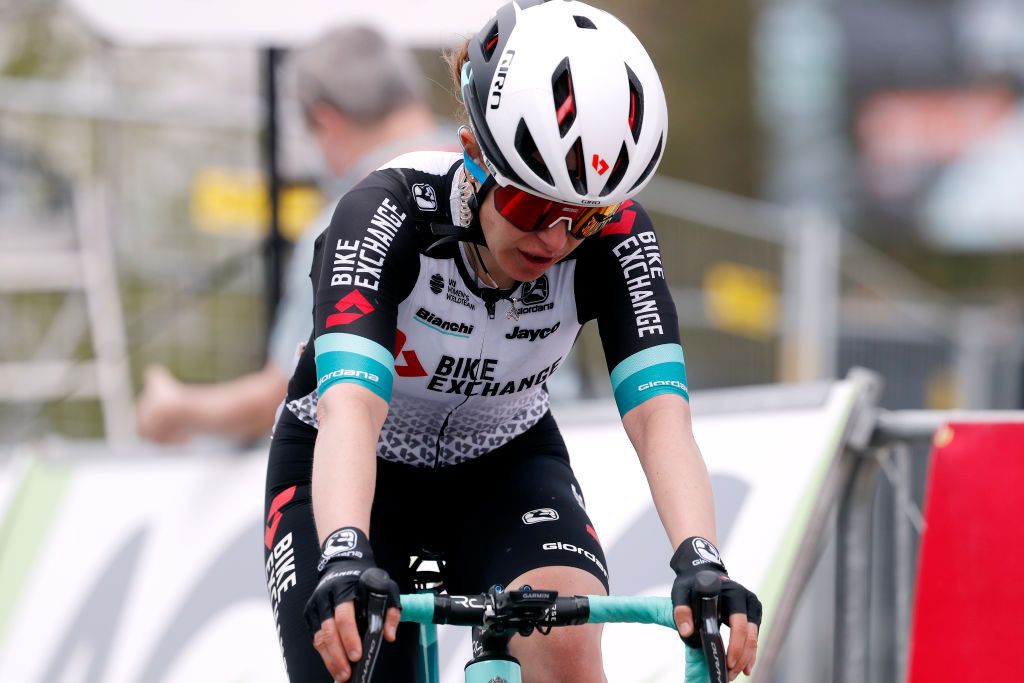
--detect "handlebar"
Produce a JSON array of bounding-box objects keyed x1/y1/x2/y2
[
  {"x1": 354, "y1": 569, "x2": 728, "y2": 683},
  {"x1": 399, "y1": 592, "x2": 677, "y2": 629}
]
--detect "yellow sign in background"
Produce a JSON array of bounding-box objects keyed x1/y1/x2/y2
[
  {"x1": 190, "y1": 168, "x2": 324, "y2": 241},
  {"x1": 703, "y1": 261, "x2": 780, "y2": 339}
]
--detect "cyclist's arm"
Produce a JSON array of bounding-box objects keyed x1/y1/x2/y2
[
  {"x1": 581, "y1": 200, "x2": 714, "y2": 545},
  {"x1": 621, "y1": 393, "x2": 717, "y2": 548},
  {"x1": 312, "y1": 383, "x2": 388, "y2": 539},
  {"x1": 308, "y1": 178, "x2": 419, "y2": 537}
]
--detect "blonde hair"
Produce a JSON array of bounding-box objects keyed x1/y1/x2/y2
[{"x1": 443, "y1": 38, "x2": 472, "y2": 125}]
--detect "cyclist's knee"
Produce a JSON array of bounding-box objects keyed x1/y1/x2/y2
[
  {"x1": 507, "y1": 564, "x2": 607, "y2": 597},
  {"x1": 506, "y1": 566, "x2": 608, "y2": 683},
  {"x1": 513, "y1": 622, "x2": 606, "y2": 683}
]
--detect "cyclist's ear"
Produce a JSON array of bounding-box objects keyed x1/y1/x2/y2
[{"x1": 458, "y1": 126, "x2": 483, "y2": 167}]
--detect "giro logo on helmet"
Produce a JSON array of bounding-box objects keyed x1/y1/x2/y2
[{"x1": 489, "y1": 49, "x2": 516, "y2": 110}]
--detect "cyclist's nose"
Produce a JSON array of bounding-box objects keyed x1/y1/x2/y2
[{"x1": 534, "y1": 220, "x2": 570, "y2": 253}]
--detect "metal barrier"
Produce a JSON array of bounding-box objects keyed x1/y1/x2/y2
[{"x1": 834, "y1": 376, "x2": 1024, "y2": 683}]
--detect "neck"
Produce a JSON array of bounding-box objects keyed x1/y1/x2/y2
[{"x1": 467, "y1": 242, "x2": 515, "y2": 289}]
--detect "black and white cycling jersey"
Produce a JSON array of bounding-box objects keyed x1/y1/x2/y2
[{"x1": 283, "y1": 151, "x2": 687, "y2": 468}]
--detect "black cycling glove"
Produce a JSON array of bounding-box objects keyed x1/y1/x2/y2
[
  {"x1": 669, "y1": 536, "x2": 763, "y2": 649},
  {"x1": 303, "y1": 527, "x2": 400, "y2": 635}
]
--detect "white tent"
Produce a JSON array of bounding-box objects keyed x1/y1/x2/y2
[
  {"x1": 63, "y1": 0, "x2": 507, "y2": 310},
  {"x1": 65, "y1": 0, "x2": 505, "y2": 48}
]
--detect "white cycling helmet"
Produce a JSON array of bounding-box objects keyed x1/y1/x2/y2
[{"x1": 462, "y1": 0, "x2": 668, "y2": 207}]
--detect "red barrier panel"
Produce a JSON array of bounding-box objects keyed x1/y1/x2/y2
[{"x1": 907, "y1": 423, "x2": 1024, "y2": 682}]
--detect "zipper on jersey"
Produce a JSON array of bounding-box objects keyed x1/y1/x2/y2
[
  {"x1": 481, "y1": 288, "x2": 502, "y2": 319},
  {"x1": 434, "y1": 409, "x2": 453, "y2": 468},
  {"x1": 433, "y1": 290, "x2": 496, "y2": 467}
]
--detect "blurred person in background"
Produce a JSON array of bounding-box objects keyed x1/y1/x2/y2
[{"x1": 136, "y1": 25, "x2": 453, "y2": 444}]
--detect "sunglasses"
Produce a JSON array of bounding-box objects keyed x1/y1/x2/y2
[{"x1": 492, "y1": 183, "x2": 620, "y2": 240}]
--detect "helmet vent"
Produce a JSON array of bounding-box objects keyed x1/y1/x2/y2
[
  {"x1": 628, "y1": 133, "x2": 663, "y2": 193},
  {"x1": 573, "y1": 15, "x2": 597, "y2": 29},
  {"x1": 551, "y1": 58, "x2": 576, "y2": 138},
  {"x1": 599, "y1": 143, "x2": 630, "y2": 197},
  {"x1": 515, "y1": 119, "x2": 554, "y2": 186},
  {"x1": 482, "y1": 21, "x2": 500, "y2": 61},
  {"x1": 625, "y1": 65, "x2": 645, "y2": 143},
  {"x1": 566, "y1": 137, "x2": 587, "y2": 194}
]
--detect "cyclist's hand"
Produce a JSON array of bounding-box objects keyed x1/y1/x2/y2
[
  {"x1": 303, "y1": 527, "x2": 401, "y2": 682},
  {"x1": 669, "y1": 536, "x2": 762, "y2": 681}
]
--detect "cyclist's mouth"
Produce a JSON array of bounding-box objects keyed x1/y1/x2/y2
[{"x1": 519, "y1": 250, "x2": 556, "y2": 268}]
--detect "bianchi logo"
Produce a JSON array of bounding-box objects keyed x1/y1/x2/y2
[
  {"x1": 413, "y1": 183, "x2": 437, "y2": 211},
  {"x1": 691, "y1": 537, "x2": 723, "y2": 566},
  {"x1": 522, "y1": 508, "x2": 559, "y2": 525},
  {"x1": 489, "y1": 677, "x2": 508, "y2": 683},
  {"x1": 429, "y1": 273, "x2": 444, "y2": 294},
  {"x1": 415, "y1": 307, "x2": 474, "y2": 337}
]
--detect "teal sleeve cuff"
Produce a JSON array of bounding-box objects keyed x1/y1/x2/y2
[
  {"x1": 609, "y1": 344, "x2": 688, "y2": 417},
  {"x1": 314, "y1": 333, "x2": 395, "y2": 402}
]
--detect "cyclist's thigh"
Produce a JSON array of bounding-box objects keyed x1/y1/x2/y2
[
  {"x1": 265, "y1": 434, "x2": 419, "y2": 681},
  {"x1": 443, "y1": 447, "x2": 610, "y2": 595},
  {"x1": 264, "y1": 481, "x2": 333, "y2": 682}
]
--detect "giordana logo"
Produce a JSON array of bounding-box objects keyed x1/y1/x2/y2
[
  {"x1": 413, "y1": 183, "x2": 437, "y2": 211},
  {"x1": 429, "y1": 273, "x2": 444, "y2": 294},
  {"x1": 513, "y1": 275, "x2": 555, "y2": 315},
  {"x1": 521, "y1": 275, "x2": 549, "y2": 305},
  {"x1": 318, "y1": 368, "x2": 380, "y2": 387},
  {"x1": 415, "y1": 307, "x2": 474, "y2": 337},
  {"x1": 542, "y1": 541, "x2": 607, "y2": 578},
  {"x1": 326, "y1": 290, "x2": 374, "y2": 327},
  {"x1": 691, "y1": 537, "x2": 723, "y2": 566},
  {"x1": 638, "y1": 379, "x2": 687, "y2": 392},
  {"x1": 324, "y1": 529, "x2": 357, "y2": 556},
  {"x1": 522, "y1": 508, "x2": 559, "y2": 525}
]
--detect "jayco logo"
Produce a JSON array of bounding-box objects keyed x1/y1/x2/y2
[{"x1": 505, "y1": 321, "x2": 560, "y2": 341}]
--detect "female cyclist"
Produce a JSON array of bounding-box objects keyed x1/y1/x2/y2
[{"x1": 263, "y1": 2, "x2": 762, "y2": 681}]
